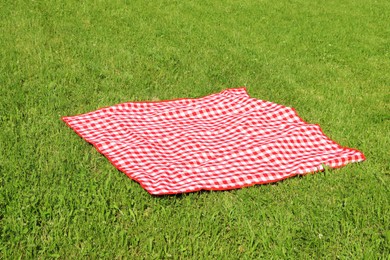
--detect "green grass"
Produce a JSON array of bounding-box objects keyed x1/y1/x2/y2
[{"x1": 1, "y1": 0, "x2": 389, "y2": 258}]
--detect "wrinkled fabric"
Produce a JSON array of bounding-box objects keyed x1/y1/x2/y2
[{"x1": 63, "y1": 88, "x2": 365, "y2": 195}]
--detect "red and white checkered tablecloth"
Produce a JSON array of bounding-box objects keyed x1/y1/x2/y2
[{"x1": 62, "y1": 87, "x2": 365, "y2": 195}]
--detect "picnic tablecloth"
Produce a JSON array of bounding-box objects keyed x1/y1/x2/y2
[{"x1": 63, "y1": 87, "x2": 365, "y2": 195}]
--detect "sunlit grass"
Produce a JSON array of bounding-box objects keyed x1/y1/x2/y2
[{"x1": 1, "y1": 0, "x2": 389, "y2": 258}]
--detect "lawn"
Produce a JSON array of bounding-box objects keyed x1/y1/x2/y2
[{"x1": 1, "y1": 0, "x2": 389, "y2": 258}]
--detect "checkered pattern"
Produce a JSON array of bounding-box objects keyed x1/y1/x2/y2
[{"x1": 62, "y1": 87, "x2": 365, "y2": 195}]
